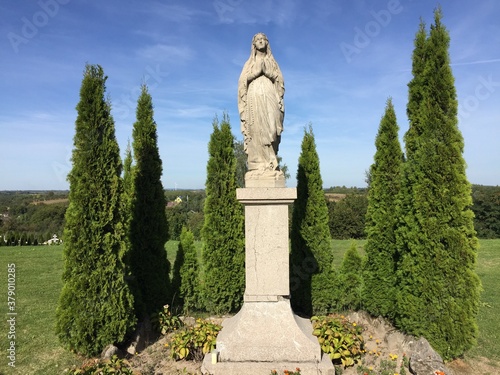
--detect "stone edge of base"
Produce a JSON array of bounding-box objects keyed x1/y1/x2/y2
[{"x1": 201, "y1": 353, "x2": 335, "y2": 375}]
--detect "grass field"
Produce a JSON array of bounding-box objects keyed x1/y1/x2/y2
[{"x1": 0, "y1": 239, "x2": 498, "y2": 374}]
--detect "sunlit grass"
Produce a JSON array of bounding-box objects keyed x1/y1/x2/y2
[
  {"x1": 0, "y1": 246, "x2": 82, "y2": 375},
  {"x1": 468, "y1": 239, "x2": 500, "y2": 362}
]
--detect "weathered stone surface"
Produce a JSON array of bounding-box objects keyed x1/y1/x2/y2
[
  {"x1": 215, "y1": 300, "x2": 321, "y2": 362},
  {"x1": 245, "y1": 169, "x2": 286, "y2": 187},
  {"x1": 238, "y1": 33, "x2": 285, "y2": 174},
  {"x1": 236, "y1": 187, "x2": 296, "y2": 300},
  {"x1": 345, "y1": 311, "x2": 454, "y2": 375},
  {"x1": 409, "y1": 337, "x2": 453, "y2": 375},
  {"x1": 101, "y1": 344, "x2": 121, "y2": 359}
]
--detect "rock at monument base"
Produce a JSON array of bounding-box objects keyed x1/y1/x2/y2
[
  {"x1": 201, "y1": 300, "x2": 334, "y2": 375},
  {"x1": 409, "y1": 337, "x2": 453, "y2": 375}
]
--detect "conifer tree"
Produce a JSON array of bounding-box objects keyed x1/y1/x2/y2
[
  {"x1": 174, "y1": 227, "x2": 200, "y2": 313},
  {"x1": 335, "y1": 242, "x2": 363, "y2": 311},
  {"x1": 290, "y1": 125, "x2": 334, "y2": 316},
  {"x1": 56, "y1": 64, "x2": 136, "y2": 356},
  {"x1": 363, "y1": 98, "x2": 403, "y2": 318},
  {"x1": 395, "y1": 8, "x2": 481, "y2": 359},
  {"x1": 129, "y1": 85, "x2": 170, "y2": 317},
  {"x1": 405, "y1": 19, "x2": 428, "y2": 157},
  {"x1": 201, "y1": 114, "x2": 245, "y2": 314},
  {"x1": 123, "y1": 141, "x2": 134, "y2": 211},
  {"x1": 122, "y1": 141, "x2": 134, "y2": 244}
]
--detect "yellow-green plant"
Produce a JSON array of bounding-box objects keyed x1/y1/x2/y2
[
  {"x1": 170, "y1": 318, "x2": 222, "y2": 361},
  {"x1": 151, "y1": 304, "x2": 184, "y2": 335},
  {"x1": 68, "y1": 355, "x2": 136, "y2": 375},
  {"x1": 312, "y1": 314, "x2": 364, "y2": 367}
]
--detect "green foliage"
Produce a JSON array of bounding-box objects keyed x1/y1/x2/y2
[
  {"x1": 395, "y1": 9, "x2": 481, "y2": 359},
  {"x1": 312, "y1": 314, "x2": 364, "y2": 368},
  {"x1": 363, "y1": 98, "x2": 403, "y2": 318},
  {"x1": 201, "y1": 114, "x2": 245, "y2": 314},
  {"x1": 151, "y1": 304, "x2": 184, "y2": 335},
  {"x1": 357, "y1": 357, "x2": 405, "y2": 375},
  {"x1": 234, "y1": 139, "x2": 247, "y2": 188},
  {"x1": 291, "y1": 125, "x2": 335, "y2": 316},
  {"x1": 128, "y1": 84, "x2": 170, "y2": 317},
  {"x1": 334, "y1": 242, "x2": 363, "y2": 311},
  {"x1": 68, "y1": 356, "x2": 135, "y2": 375},
  {"x1": 172, "y1": 227, "x2": 201, "y2": 312},
  {"x1": 169, "y1": 319, "x2": 222, "y2": 361},
  {"x1": 472, "y1": 185, "x2": 500, "y2": 238},
  {"x1": 0, "y1": 191, "x2": 68, "y2": 246},
  {"x1": 165, "y1": 191, "x2": 205, "y2": 240},
  {"x1": 328, "y1": 194, "x2": 368, "y2": 239},
  {"x1": 56, "y1": 64, "x2": 136, "y2": 356},
  {"x1": 179, "y1": 227, "x2": 201, "y2": 312}
]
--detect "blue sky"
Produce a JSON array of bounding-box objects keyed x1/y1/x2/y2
[{"x1": 1, "y1": 0, "x2": 499, "y2": 190}]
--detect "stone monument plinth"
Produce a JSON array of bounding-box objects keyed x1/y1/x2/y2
[
  {"x1": 202, "y1": 33, "x2": 333, "y2": 375},
  {"x1": 202, "y1": 186, "x2": 334, "y2": 375}
]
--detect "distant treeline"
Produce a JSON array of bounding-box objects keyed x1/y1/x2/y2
[{"x1": 1, "y1": 184, "x2": 499, "y2": 245}]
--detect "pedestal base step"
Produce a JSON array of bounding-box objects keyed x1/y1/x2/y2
[{"x1": 201, "y1": 355, "x2": 335, "y2": 375}]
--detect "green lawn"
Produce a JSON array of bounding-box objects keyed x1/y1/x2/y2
[
  {"x1": 468, "y1": 239, "x2": 500, "y2": 363},
  {"x1": 0, "y1": 246, "x2": 82, "y2": 375},
  {"x1": 0, "y1": 239, "x2": 498, "y2": 374}
]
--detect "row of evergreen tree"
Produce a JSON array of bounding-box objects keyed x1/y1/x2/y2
[
  {"x1": 287, "y1": 9, "x2": 480, "y2": 360},
  {"x1": 54, "y1": 64, "x2": 249, "y2": 356},
  {"x1": 55, "y1": 65, "x2": 172, "y2": 356}
]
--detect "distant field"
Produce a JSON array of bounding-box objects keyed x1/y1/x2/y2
[
  {"x1": 31, "y1": 198, "x2": 69, "y2": 205},
  {"x1": 324, "y1": 193, "x2": 347, "y2": 202},
  {"x1": 0, "y1": 239, "x2": 498, "y2": 374}
]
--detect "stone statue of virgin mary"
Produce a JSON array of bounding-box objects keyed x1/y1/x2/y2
[{"x1": 238, "y1": 33, "x2": 285, "y2": 179}]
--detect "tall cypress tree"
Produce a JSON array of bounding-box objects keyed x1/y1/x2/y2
[
  {"x1": 129, "y1": 85, "x2": 170, "y2": 317},
  {"x1": 336, "y1": 242, "x2": 363, "y2": 311},
  {"x1": 176, "y1": 227, "x2": 201, "y2": 313},
  {"x1": 405, "y1": 19, "x2": 428, "y2": 157},
  {"x1": 363, "y1": 98, "x2": 403, "y2": 318},
  {"x1": 290, "y1": 125, "x2": 334, "y2": 316},
  {"x1": 201, "y1": 114, "x2": 245, "y2": 314},
  {"x1": 395, "y1": 8, "x2": 481, "y2": 359},
  {"x1": 56, "y1": 64, "x2": 136, "y2": 356}
]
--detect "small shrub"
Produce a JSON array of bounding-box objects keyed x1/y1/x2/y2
[
  {"x1": 312, "y1": 314, "x2": 364, "y2": 368},
  {"x1": 151, "y1": 304, "x2": 184, "y2": 335},
  {"x1": 68, "y1": 355, "x2": 136, "y2": 375},
  {"x1": 170, "y1": 318, "x2": 222, "y2": 361}
]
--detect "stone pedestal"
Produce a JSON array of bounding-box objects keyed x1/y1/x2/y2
[{"x1": 202, "y1": 187, "x2": 334, "y2": 375}]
